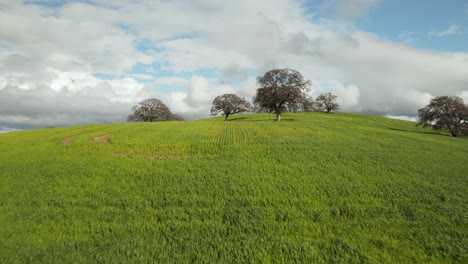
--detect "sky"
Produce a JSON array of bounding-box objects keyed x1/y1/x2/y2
[{"x1": 1, "y1": 0, "x2": 467, "y2": 132}]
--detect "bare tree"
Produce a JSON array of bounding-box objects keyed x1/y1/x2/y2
[
  {"x1": 283, "y1": 94, "x2": 327, "y2": 113},
  {"x1": 307, "y1": 100, "x2": 324, "y2": 112},
  {"x1": 294, "y1": 95, "x2": 322, "y2": 112},
  {"x1": 211, "y1": 94, "x2": 251, "y2": 121},
  {"x1": 316, "y1": 92, "x2": 339, "y2": 113},
  {"x1": 254, "y1": 68, "x2": 311, "y2": 121},
  {"x1": 127, "y1": 98, "x2": 184, "y2": 122},
  {"x1": 418, "y1": 96, "x2": 468, "y2": 137},
  {"x1": 170, "y1": 113, "x2": 185, "y2": 121}
]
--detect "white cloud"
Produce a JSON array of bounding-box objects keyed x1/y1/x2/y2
[
  {"x1": 332, "y1": 82, "x2": 361, "y2": 111},
  {"x1": 184, "y1": 76, "x2": 234, "y2": 108},
  {"x1": 398, "y1": 31, "x2": 415, "y2": 44},
  {"x1": 315, "y1": 31, "x2": 467, "y2": 112},
  {"x1": 0, "y1": 85, "x2": 133, "y2": 129},
  {"x1": 236, "y1": 78, "x2": 258, "y2": 99},
  {"x1": 310, "y1": 80, "x2": 361, "y2": 112},
  {"x1": 131, "y1": 74, "x2": 154, "y2": 80},
  {"x1": 458, "y1": 91, "x2": 468, "y2": 102},
  {"x1": 0, "y1": 73, "x2": 157, "y2": 129},
  {"x1": 385, "y1": 115, "x2": 418, "y2": 122},
  {"x1": 0, "y1": 125, "x2": 22, "y2": 133},
  {"x1": 428, "y1": 25, "x2": 463, "y2": 37},
  {"x1": 154, "y1": 77, "x2": 189, "y2": 87},
  {"x1": 154, "y1": 77, "x2": 257, "y2": 120}
]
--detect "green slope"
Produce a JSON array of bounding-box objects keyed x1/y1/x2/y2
[{"x1": 0, "y1": 112, "x2": 467, "y2": 263}]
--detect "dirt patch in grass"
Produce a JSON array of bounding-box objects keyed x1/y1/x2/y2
[
  {"x1": 62, "y1": 135, "x2": 79, "y2": 145},
  {"x1": 93, "y1": 134, "x2": 111, "y2": 143}
]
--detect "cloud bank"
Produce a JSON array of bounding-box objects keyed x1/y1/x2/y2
[{"x1": 1, "y1": 0, "x2": 468, "y2": 131}]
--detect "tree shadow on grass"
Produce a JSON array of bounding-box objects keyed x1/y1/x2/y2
[
  {"x1": 388, "y1": 127, "x2": 451, "y2": 137},
  {"x1": 228, "y1": 117, "x2": 248, "y2": 121},
  {"x1": 229, "y1": 117, "x2": 295, "y2": 122}
]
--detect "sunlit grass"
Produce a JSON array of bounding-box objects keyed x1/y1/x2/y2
[{"x1": 0, "y1": 112, "x2": 467, "y2": 263}]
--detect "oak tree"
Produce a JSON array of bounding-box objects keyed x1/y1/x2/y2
[
  {"x1": 210, "y1": 94, "x2": 251, "y2": 121},
  {"x1": 418, "y1": 96, "x2": 468, "y2": 137},
  {"x1": 316, "y1": 92, "x2": 339, "y2": 113},
  {"x1": 127, "y1": 98, "x2": 184, "y2": 122},
  {"x1": 254, "y1": 68, "x2": 311, "y2": 121}
]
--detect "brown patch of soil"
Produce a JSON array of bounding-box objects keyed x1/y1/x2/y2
[
  {"x1": 62, "y1": 135, "x2": 79, "y2": 145},
  {"x1": 93, "y1": 134, "x2": 111, "y2": 143}
]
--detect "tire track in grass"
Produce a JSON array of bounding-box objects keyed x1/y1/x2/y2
[{"x1": 190, "y1": 122, "x2": 221, "y2": 156}]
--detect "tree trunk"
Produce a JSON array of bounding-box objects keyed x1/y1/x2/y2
[
  {"x1": 224, "y1": 114, "x2": 229, "y2": 121},
  {"x1": 448, "y1": 125, "x2": 458, "y2": 137},
  {"x1": 276, "y1": 112, "x2": 281, "y2": 121}
]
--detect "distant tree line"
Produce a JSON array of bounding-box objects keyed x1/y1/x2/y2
[
  {"x1": 212, "y1": 68, "x2": 339, "y2": 121},
  {"x1": 127, "y1": 68, "x2": 340, "y2": 123},
  {"x1": 127, "y1": 68, "x2": 467, "y2": 138}
]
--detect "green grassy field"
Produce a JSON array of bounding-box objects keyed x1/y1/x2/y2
[{"x1": 0, "y1": 112, "x2": 467, "y2": 263}]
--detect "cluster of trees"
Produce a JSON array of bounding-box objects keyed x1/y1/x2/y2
[
  {"x1": 128, "y1": 68, "x2": 339, "y2": 123},
  {"x1": 418, "y1": 96, "x2": 468, "y2": 137},
  {"x1": 211, "y1": 68, "x2": 339, "y2": 121},
  {"x1": 127, "y1": 69, "x2": 467, "y2": 138}
]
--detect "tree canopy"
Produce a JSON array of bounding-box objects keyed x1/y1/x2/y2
[
  {"x1": 316, "y1": 92, "x2": 339, "y2": 113},
  {"x1": 127, "y1": 98, "x2": 184, "y2": 122},
  {"x1": 210, "y1": 94, "x2": 251, "y2": 121},
  {"x1": 254, "y1": 68, "x2": 311, "y2": 121},
  {"x1": 418, "y1": 96, "x2": 468, "y2": 137}
]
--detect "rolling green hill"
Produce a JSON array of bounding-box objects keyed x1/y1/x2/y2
[{"x1": 1, "y1": 112, "x2": 467, "y2": 263}]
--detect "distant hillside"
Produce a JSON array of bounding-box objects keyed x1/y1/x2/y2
[{"x1": 1, "y1": 112, "x2": 467, "y2": 263}]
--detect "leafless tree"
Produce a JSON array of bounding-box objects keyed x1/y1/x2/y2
[
  {"x1": 127, "y1": 98, "x2": 184, "y2": 122},
  {"x1": 254, "y1": 68, "x2": 311, "y2": 121},
  {"x1": 292, "y1": 95, "x2": 323, "y2": 112},
  {"x1": 211, "y1": 94, "x2": 251, "y2": 121},
  {"x1": 418, "y1": 96, "x2": 468, "y2": 137},
  {"x1": 170, "y1": 113, "x2": 185, "y2": 121},
  {"x1": 307, "y1": 100, "x2": 324, "y2": 112},
  {"x1": 316, "y1": 92, "x2": 339, "y2": 113}
]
